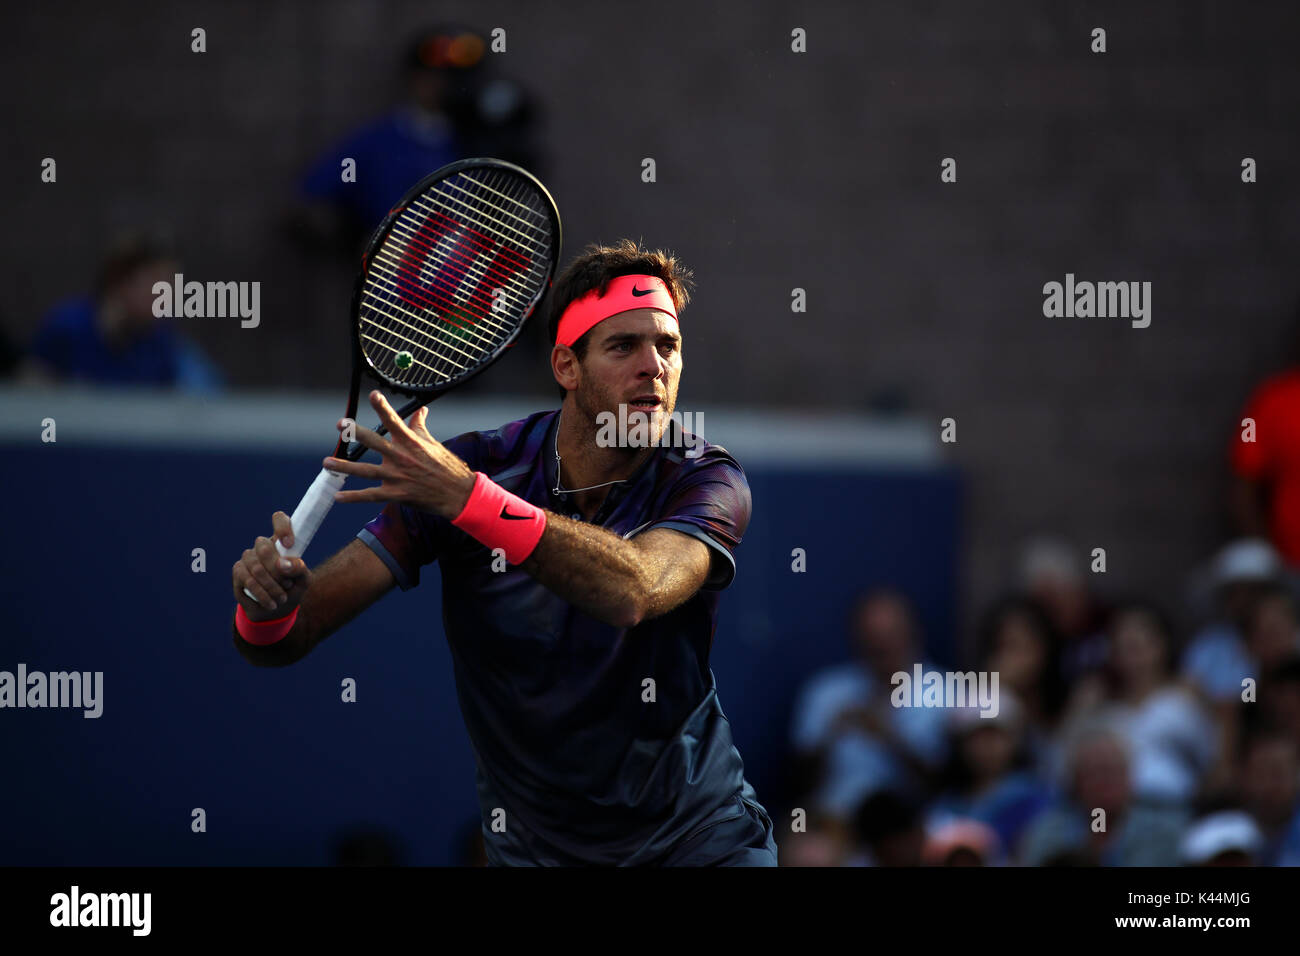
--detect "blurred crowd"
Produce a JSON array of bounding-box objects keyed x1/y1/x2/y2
[
  {"x1": 780, "y1": 534, "x2": 1300, "y2": 867},
  {"x1": 3, "y1": 23, "x2": 540, "y2": 392}
]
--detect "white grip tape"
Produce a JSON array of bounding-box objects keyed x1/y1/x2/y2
[
  {"x1": 242, "y1": 468, "x2": 346, "y2": 600},
  {"x1": 278, "y1": 467, "x2": 347, "y2": 558}
]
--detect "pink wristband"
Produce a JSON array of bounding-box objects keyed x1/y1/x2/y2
[
  {"x1": 451, "y1": 472, "x2": 547, "y2": 564},
  {"x1": 235, "y1": 604, "x2": 299, "y2": 646}
]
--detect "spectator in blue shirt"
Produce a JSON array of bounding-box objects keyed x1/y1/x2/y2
[
  {"x1": 789, "y1": 590, "x2": 949, "y2": 821},
  {"x1": 1018, "y1": 722, "x2": 1188, "y2": 866},
  {"x1": 289, "y1": 24, "x2": 541, "y2": 253},
  {"x1": 925, "y1": 697, "x2": 1054, "y2": 859},
  {"x1": 1239, "y1": 727, "x2": 1300, "y2": 866},
  {"x1": 28, "y1": 233, "x2": 222, "y2": 392}
]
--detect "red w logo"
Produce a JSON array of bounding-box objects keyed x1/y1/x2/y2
[{"x1": 390, "y1": 211, "x2": 532, "y2": 329}]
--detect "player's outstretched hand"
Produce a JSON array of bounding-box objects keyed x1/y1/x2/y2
[
  {"x1": 232, "y1": 511, "x2": 314, "y2": 618},
  {"x1": 323, "y1": 390, "x2": 476, "y2": 519}
]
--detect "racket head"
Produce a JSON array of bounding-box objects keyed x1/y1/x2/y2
[{"x1": 350, "y1": 157, "x2": 562, "y2": 397}]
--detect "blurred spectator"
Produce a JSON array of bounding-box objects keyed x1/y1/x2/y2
[
  {"x1": 789, "y1": 590, "x2": 948, "y2": 821},
  {"x1": 1257, "y1": 655, "x2": 1300, "y2": 757},
  {"x1": 1062, "y1": 601, "x2": 1216, "y2": 806},
  {"x1": 1018, "y1": 723, "x2": 1188, "y2": 866},
  {"x1": 922, "y1": 818, "x2": 1001, "y2": 866},
  {"x1": 1238, "y1": 728, "x2": 1300, "y2": 866},
  {"x1": 1182, "y1": 538, "x2": 1283, "y2": 704},
  {"x1": 925, "y1": 698, "x2": 1053, "y2": 858},
  {"x1": 1230, "y1": 348, "x2": 1300, "y2": 568},
  {"x1": 975, "y1": 595, "x2": 1069, "y2": 773},
  {"x1": 777, "y1": 811, "x2": 854, "y2": 867},
  {"x1": 849, "y1": 789, "x2": 926, "y2": 866},
  {"x1": 1179, "y1": 811, "x2": 1262, "y2": 866},
  {"x1": 27, "y1": 233, "x2": 222, "y2": 392},
  {"x1": 1015, "y1": 537, "x2": 1107, "y2": 680},
  {"x1": 288, "y1": 24, "x2": 541, "y2": 253},
  {"x1": 1246, "y1": 582, "x2": 1300, "y2": 676}
]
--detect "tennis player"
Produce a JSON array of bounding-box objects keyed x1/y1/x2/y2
[{"x1": 231, "y1": 239, "x2": 776, "y2": 867}]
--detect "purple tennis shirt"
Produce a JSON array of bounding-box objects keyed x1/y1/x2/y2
[{"x1": 356, "y1": 409, "x2": 776, "y2": 865}]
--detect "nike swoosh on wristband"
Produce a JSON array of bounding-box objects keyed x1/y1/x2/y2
[
  {"x1": 631, "y1": 284, "x2": 654, "y2": 296},
  {"x1": 500, "y1": 506, "x2": 532, "y2": 520}
]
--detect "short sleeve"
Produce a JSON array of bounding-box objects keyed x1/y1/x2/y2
[
  {"x1": 357, "y1": 502, "x2": 449, "y2": 591},
  {"x1": 1231, "y1": 386, "x2": 1271, "y2": 479},
  {"x1": 643, "y1": 453, "x2": 752, "y2": 590}
]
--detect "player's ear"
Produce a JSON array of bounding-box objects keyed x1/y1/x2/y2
[{"x1": 551, "y1": 343, "x2": 579, "y2": 392}]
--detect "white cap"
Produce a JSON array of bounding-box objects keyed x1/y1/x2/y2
[
  {"x1": 1213, "y1": 538, "x2": 1281, "y2": 587},
  {"x1": 1018, "y1": 537, "x2": 1082, "y2": 588},
  {"x1": 1179, "y1": 811, "x2": 1263, "y2": 864}
]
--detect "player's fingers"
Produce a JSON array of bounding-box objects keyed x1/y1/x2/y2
[
  {"x1": 408, "y1": 405, "x2": 431, "y2": 436},
  {"x1": 233, "y1": 566, "x2": 276, "y2": 611},
  {"x1": 252, "y1": 536, "x2": 294, "y2": 589},
  {"x1": 240, "y1": 549, "x2": 288, "y2": 609},
  {"x1": 270, "y1": 510, "x2": 294, "y2": 550},
  {"x1": 278, "y1": 555, "x2": 311, "y2": 580},
  {"x1": 344, "y1": 419, "x2": 393, "y2": 455},
  {"x1": 333, "y1": 486, "x2": 394, "y2": 505},
  {"x1": 322, "y1": 456, "x2": 387, "y2": 480},
  {"x1": 369, "y1": 390, "x2": 415, "y2": 442}
]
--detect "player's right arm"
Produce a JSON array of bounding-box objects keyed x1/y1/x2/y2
[{"x1": 231, "y1": 511, "x2": 395, "y2": 667}]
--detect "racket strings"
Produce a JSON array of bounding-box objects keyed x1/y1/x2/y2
[
  {"x1": 376, "y1": 171, "x2": 550, "y2": 324},
  {"x1": 358, "y1": 167, "x2": 555, "y2": 389},
  {"x1": 415, "y1": 182, "x2": 551, "y2": 256},
  {"x1": 386, "y1": 176, "x2": 549, "y2": 315},
  {"x1": 370, "y1": 227, "x2": 526, "y2": 331},
  {"x1": 366, "y1": 249, "x2": 515, "y2": 344},
  {"x1": 359, "y1": 280, "x2": 481, "y2": 366}
]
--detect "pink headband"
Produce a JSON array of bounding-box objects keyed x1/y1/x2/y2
[{"x1": 556, "y1": 274, "x2": 678, "y2": 347}]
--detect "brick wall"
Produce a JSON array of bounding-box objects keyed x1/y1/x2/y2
[{"x1": 5, "y1": 0, "x2": 1299, "y2": 647}]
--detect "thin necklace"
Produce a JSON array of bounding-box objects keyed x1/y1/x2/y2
[{"x1": 552, "y1": 408, "x2": 632, "y2": 495}]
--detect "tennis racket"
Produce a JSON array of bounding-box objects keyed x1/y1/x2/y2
[{"x1": 244, "y1": 158, "x2": 561, "y2": 598}]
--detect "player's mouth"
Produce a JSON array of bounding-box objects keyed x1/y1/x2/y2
[{"x1": 627, "y1": 395, "x2": 663, "y2": 411}]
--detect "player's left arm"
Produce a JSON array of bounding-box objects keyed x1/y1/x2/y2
[
  {"x1": 327, "y1": 392, "x2": 730, "y2": 627},
  {"x1": 519, "y1": 521, "x2": 712, "y2": 628}
]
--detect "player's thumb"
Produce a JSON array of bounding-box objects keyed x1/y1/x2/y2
[{"x1": 271, "y1": 510, "x2": 294, "y2": 549}]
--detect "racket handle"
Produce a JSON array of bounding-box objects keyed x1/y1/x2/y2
[
  {"x1": 240, "y1": 468, "x2": 345, "y2": 602},
  {"x1": 279, "y1": 467, "x2": 347, "y2": 558}
]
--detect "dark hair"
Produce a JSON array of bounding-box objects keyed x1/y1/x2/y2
[
  {"x1": 1103, "y1": 597, "x2": 1181, "y2": 685},
  {"x1": 95, "y1": 232, "x2": 176, "y2": 299},
  {"x1": 546, "y1": 238, "x2": 694, "y2": 400},
  {"x1": 1250, "y1": 581, "x2": 1299, "y2": 628},
  {"x1": 847, "y1": 587, "x2": 916, "y2": 632},
  {"x1": 851, "y1": 789, "x2": 923, "y2": 846},
  {"x1": 975, "y1": 593, "x2": 1068, "y2": 722}
]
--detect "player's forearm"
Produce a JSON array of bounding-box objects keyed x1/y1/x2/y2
[
  {"x1": 234, "y1": 540, "x2": 390, "y2": 666},
  {"x1": 232, "y1": 594, "x2": 326, "y2": 667},
  {"x1": 519, "y1": 514, "x2": 665, "y2": 628}
]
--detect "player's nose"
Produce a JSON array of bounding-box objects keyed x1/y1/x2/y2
[{"x1": 635, "y1": 343, "x2": 667, "y2": 378}]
